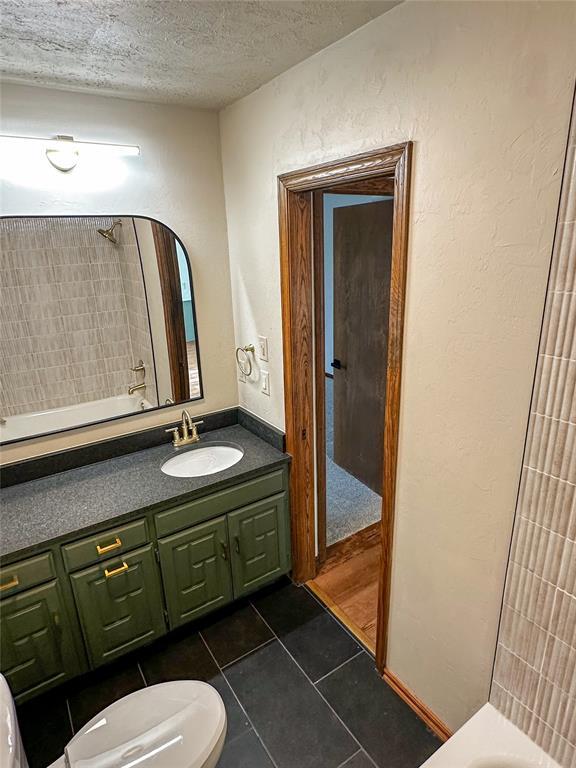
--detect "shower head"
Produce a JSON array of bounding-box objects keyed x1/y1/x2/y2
[{"x1": 97, "y1": 219, "x2": 122, "y2": 244}]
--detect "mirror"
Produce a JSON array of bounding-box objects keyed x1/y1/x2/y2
[{"x1": 0, "y1": 215, "x2": 203, "y2": 444}]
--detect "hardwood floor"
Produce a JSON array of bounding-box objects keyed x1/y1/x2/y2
[{"x1": 307, "y1": 523, "x2": 381, "y2": 652}]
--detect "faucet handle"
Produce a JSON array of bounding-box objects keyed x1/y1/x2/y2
[
  {"x1": 165, "y1": 427, "x2": 180, "y2": 444},
  {"x1": 190, "y1": 420, "x2": 204, "y2": 440}
]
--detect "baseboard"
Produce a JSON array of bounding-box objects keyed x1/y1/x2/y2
[{"x1": 382, "y1": 668, "x2": 452, "y2": 742}]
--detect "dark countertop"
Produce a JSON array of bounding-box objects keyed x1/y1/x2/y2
[{"x1": 0, "y1": 425, "x2": 290, "y2": 560}]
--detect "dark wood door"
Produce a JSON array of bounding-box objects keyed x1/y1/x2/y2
[{"x1": 333, "y1": 200, "x2": 393, "y2": 493}]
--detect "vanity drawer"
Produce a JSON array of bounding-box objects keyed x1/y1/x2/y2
[
  {"x1": 155, "y1": 469, "x2": 286, "y2": 538},
  {"x1": 0, "y1": 553, "x2": 55, "y2": 598},
  {"x1": 62, "y1": 519, "x2": 149, "y2": 572}
]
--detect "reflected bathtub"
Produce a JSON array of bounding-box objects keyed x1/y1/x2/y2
[
  {"x1": 421, "y1": 704, "x2": 561, "y2": 768},
  {"x1": 0, "y1": 394, "x2": 153, "y2": 442}
]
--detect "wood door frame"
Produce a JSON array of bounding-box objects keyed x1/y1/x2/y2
[
  {"x1": 151, "y1": 221, "x2": 190, "y2": 402},
  {"x1": 278, "y1": 142, "x2": 412, "y2": 671}
]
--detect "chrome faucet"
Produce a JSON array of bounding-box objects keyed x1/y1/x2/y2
[
  {"x1": 128, "y1": 382, "x2": 146, "y2": 395},
  {"x1": 166, "y1": 410, "x2": 204, "y2": 448}
]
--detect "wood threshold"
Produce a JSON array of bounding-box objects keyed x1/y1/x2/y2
[
  {"x1": 383, "y1": 668, "x2": 453, "y2": 743},
  {"x1": 321, "y1": 522, "x2": 381, "y2": 571}
]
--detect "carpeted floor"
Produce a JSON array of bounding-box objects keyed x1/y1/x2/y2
[{"x1": 325, "y1": 377, "x2": 382, "y2": 546}]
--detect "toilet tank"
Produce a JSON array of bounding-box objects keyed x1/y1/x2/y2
[{"x1": 0, "y1": 675, "x2": 28, "y2": 768}]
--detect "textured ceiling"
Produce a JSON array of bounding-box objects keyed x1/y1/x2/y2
[{"x1": 0, "y1": 0, "x2": 400, "y2": 108}]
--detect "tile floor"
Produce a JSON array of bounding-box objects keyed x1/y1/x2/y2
[{"x1": 17, "y1": 578, "x2": 440, "y2": 768}]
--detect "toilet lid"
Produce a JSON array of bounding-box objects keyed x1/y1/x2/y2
[{"x1": 65, "y1": 681, "x2": 226, "y2": 768}]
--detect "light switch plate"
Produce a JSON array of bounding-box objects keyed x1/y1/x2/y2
[
  {"x1": 257, "y1": 335, "x2": 269, "y2": 362},
  {"x1": 261, "y1": 370, "x2": 270, "y2": 396}
]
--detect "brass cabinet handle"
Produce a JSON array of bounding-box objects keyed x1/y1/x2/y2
[
  {"x1": 220, "y1": 541, "x2": 228, "y2": 561},
  {"x1": 0, "y1": 575, "x2": 19, "y2": 592},
  {"x1": 104, "y1": 562, "x2": 129, "y2": 579},
  {"x1": 96, "y1": 537, "x2": 122, "y2": 555},
  {"x1": 234, "y1": 536, "x2": 240, "y2": 554}
]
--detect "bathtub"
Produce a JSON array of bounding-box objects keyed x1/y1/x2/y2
[
  {"x1": 0, "y1": 394, "x2": 153, "y2": 442},
  {"x1": 420, "y1": 704, "x2": 561, "y2": 768}
]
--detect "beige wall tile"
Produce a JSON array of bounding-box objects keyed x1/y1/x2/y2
[{"x1": 0, "y1": 217, "x2": 157, "y2": 417}]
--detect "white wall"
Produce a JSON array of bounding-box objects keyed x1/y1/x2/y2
[
  {"x1": 0, "y1": 84, "x2": 237, "y2": 463},
  {"x1": 220, "y1": 1, "x2": 576, "y2": 730}
]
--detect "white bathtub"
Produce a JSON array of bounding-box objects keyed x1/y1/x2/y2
[
  {"x1": 0, "y1": 394, "x2": 153, "y2": 442},
  {"x1": 421, "y1": 704, "x2": 561, "y2": 768}
]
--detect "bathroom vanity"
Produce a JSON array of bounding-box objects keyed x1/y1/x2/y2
[{"x1": 0, "y1": 425, "x2": 291, "y2": 703}]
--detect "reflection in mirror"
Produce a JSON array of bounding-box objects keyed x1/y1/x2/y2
[{"x1": 0, "y1": 216, "x2": 202, "y2": 444}]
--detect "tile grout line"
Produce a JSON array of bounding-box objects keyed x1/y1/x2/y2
[
  {"x1": 250, "y1": 602, "x2": 380, "y2": 768},
  {"x1": 65, "y1": 698, "x2": 75, "y2": 736},
  {"x1": 198, "y1": 632, "x2": 281, "y2": 768},
  {"x1": 137, "y1": 662, "x2": 148, "y2": 687},
  {"x1": 336, "y1": 748, "x2": 363, "y2": 767},
  {"x1": 313, "y1": 650, "x2": 365, "y2": 685},
  {"x1": 218, "y1": 637, "x2": 276, "y2": 670},
  {"x1": 302, "y1": 584, "x2": 376, "y2": 657}
]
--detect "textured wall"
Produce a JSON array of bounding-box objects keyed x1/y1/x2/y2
[
  {"x1": 220, "y1": 1, "x2": 576, "y2": 729},
  {"x1": 491, "y1": 97, "x2": 576, "y2": 767},
  {"x1": 0, "y1": 85, "x2": 237, "y2": 463},
  {"x1": 0, "y1": 216, "x2": 158, "y2": 416}
]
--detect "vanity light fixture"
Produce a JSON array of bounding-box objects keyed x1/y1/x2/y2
[{"x1": 0, "y1": 134, "x2": 140, "y2": 173}]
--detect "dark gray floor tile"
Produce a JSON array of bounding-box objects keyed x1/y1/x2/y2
[
  {"x1": 140, "y1": 631, "x2": 219, "y2": 684},
  {"x1": 218, "y1": 729, "x2": 275, "y2": 767},
  {"x1": 253, "y1": 581, "x2": 361, "y2": 681},
  {"x1": 317, "y1": 653, "x2": 441, "y2": 768},
  {"x1": 17, "y1": 689, "x2": 72, "y2": 768},
  {"x1": 67, "y1": 661, "x2": 144, "y2": 732},
  {"x1": 224, "y1": 639, "x2": 358, "y2": 768},
  {"x1": 201, "y1": 602, "x2": 274, "y2": 667},
  {"x1": 340, "y1": 751, "x2": 375, "y2": 768},
  {"x1": 139, "y1": 631, "x2": 250, "y2": 743}
]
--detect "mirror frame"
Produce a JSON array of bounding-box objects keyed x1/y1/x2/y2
[{"x1": 0, "y1": 214, "x2": 204, "y2": 446}]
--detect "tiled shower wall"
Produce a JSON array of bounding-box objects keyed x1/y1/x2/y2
[
  {"x1": 0, "y1": 217, "x2": 158, "y2": 417},
  {"x1": 491, "y1": 102, "x2": 576, "y2": 765}
]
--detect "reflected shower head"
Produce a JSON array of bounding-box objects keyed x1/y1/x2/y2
[{"x1": 97, "y1": 219, "x2": 122, "y2": 244}]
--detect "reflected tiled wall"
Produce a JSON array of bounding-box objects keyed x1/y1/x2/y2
[
  {"x1": 491, "y1": 103, "x2": 576, "y2": 766},
  {"x1": 0, "y1": 217, "x2": 158, "y2": 416}
]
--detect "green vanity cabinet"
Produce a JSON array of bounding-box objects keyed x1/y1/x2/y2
[
  {"x1": 2, "y1": 464, "x2": 290, "y2": 701},
  {"x1": 158, "y1": 516, "x2": 233, "y2": 629},
  {"x1": 228, "y1": 493, "x2": 290, "y2": 597},
  {"x1": 0, "y1": 579, "x2": 83, "y2": 699},
  {"x1": 70, "y1": 544, "x2": 165, "y2": 667}
]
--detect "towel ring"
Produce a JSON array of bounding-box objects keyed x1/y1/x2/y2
[{"x1": 235, "y1": 344, "x2": 255, "y2": 376}]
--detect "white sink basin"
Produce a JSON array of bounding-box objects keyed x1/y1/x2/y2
[{"x1": 161, "y1": 443, "x2": 244, "y2": 478}]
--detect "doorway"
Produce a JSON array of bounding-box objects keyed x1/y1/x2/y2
[
  {"x1": 307, "y1": 188, "x2": 394, "y2": 651},
  {"x1": 278, "y1": 143, "x2": 412, "y2": 672},
  {"x1": 323, "y1": 193, "x2": 393, "y2": 547}
]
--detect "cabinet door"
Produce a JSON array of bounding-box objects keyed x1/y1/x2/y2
[
  {"x1": 0, "y1": 580, "x2": 83, "y2": 700},
  {"x1": 158, "y1": 516, "x2": 233, "y2": 629},
  {"x1": 70, "y1": 544, "x2": 165, "y2": 667},
  {"x1": 228, "y1": 493, "x2": 289, "y2": 598}
]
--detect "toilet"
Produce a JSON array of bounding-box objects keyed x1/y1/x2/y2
[{"x1": 0, "y1": 674, "x2": 226, "y2": 768}]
